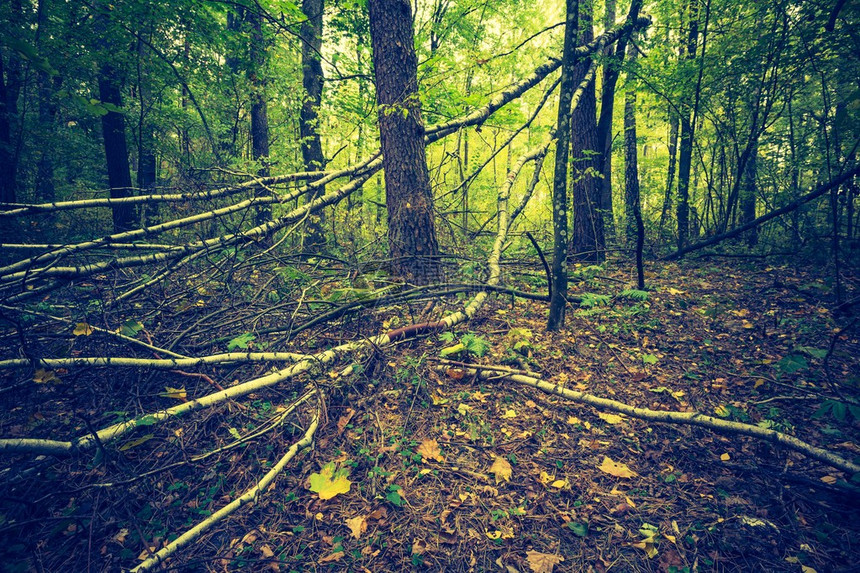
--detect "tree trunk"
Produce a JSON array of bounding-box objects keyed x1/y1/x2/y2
[
  {"x1": 675, "y1": 0, "x2": 699, "y2": 253},
  {"x1": 659, "y1": 109, "x2": 679, "y2": 234},
  {"x1": 368, "y1": 0, "x2": 441, "y2": 284},
  {"x1": 98, "y1": 65, "x2": 136, "y2": 232},
  {"x1": 596, "y1": 0, "x2": 617, "y2": 241},
  {"x1": 547, "y1": 0, "x2": 579, "y2": 331},
  {"x1": 35, "y1": 0, "x2": 57, "y2": 203},
  {"x1": 300, "y1": 0, "x2": 327, "y2": 251},
  {"x1": 570, "y1": 0, "x2": 604, "y2": 263},
  {"x1": 248, "y1": 9, "x2": 271, "y2": 227},
  {"x1": 623, "y1": 44, "x2": 640, "y2": 248},
  {"x1": 740, "y1": 141, "x2": 758, "y2": 247},
  {"x1": 0, "y1": 1, "x2": 23, "y2": 208}
]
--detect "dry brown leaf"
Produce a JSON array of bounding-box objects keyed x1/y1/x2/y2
[
  {"x1": 599, "y1": 456, "x2": 638, "y2": 478},
  {"x1": 345, "y1": 516, "x2": 367, "y2": 539},
  {"x1": 490, "y1": 456, "x2": 512, "y2": 484},
  {"x1": 318, "y1": 550, "x2": 344, "y2": 563},
  {"x1": 336, "y1": 408, "x2": 356, "y2": 435},
  {"x1": 526, "y1": 550, "x2": 565, "y2": 573},
  {"x1": 417, "y1": 439, "x2": 444, "y2": 462}
]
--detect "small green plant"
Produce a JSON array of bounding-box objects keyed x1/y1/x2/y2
[
  {"x1": 620, "y1": 288, "x2": 649, "y2": 301},
  {"x1": 439, "y1": 332, "x2": 491, "y2": 357},
  {"x1": 579, "y1": 293, "x2": 611, "y2": 308}
]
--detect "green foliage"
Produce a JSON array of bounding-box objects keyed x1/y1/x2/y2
[
  {"x1": 227, "y1": 332, "x2": 255, "y2": 351},
  {"x1": 620, "y1": 289, "x2": 649, "y2": 302},
  {"x1": 579, "y1": 293, "x2": 611, "y2": 308}
]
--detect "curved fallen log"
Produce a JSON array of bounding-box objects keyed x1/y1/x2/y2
[{"x1": 452, "y1": 365, "x2": 860, "y2": 476}]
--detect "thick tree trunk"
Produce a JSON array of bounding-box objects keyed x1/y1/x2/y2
[
  {"x1": 98, "y1": 66, "x2": 136, "y2": 233},
  {"x1": 248, "y1": 9, "x2": 271, "y2": 227},
  {"x1": 547, "y1": 0, "x2": 579, "y2": 331},
  {"x1": 368, "y1": 0, "x2": 441, "y2": 284},
  {"x1": 0, "y1": 30, "x2": 22, "y2": 207},
  {"x1": 570, "y1": 0, "x2": 604, "y2": 263},
  {"x1": 300, "y1": 0, "x2": 326, "y2": 251}
]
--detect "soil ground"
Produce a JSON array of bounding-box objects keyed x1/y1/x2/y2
[{"x1": 0, "y1": 257, "x2": 858, "y2": 572}]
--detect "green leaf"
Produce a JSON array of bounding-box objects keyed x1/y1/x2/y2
[
  {"x1": 136, "y1": 415, "x2": 158, "y2": 426},
  {"x1": 227, "y1": 332, "x2": 255, "y2": 350},
  {"x1": 796, "y1": 346, "x2": 828, "y2": 359},
  {"x1": 386, "y1": 490, "x2": 403, "y2": 507},
  {"x1": 461, "y1": 333, "x2": 490, "y2": 357},
  {"x1": 777, "y1": 355, "x2": 808, "y2": 374},
  {"x1": 642, "y1": 354, "x2": 659, "y2": 365},
  {"x1": 228, "y1": 427, "x2": 242, "y2": 440},
  {"x1": 438, "y1": 331, "x2": 455, "y2": 343},
  {"x1": 620, "y1": 289, "x2": 649, "y2": 301},
  {"x1": 120, "y1": 320, "x2": 144, "y2": 337},
  {"x1": 567, "y1": 521, "x2": 588, "y2": 537}
]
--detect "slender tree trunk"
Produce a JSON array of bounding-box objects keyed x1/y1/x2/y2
[
  {"x1": 596, "y1": 0, "x2": 617, "y2": 241},
  {"x1": 300, "y1": 0, "x2": 327, "y2": 251},
  {"x1": 98, "y1": 65, "x2": 136, "y2": 232},
  {"x1": 624, "y1": 44, "x2": 640, "y2": 248},
  {"x1": 676, "y1": 0, "x2": 700, "y2": 252},
  {"x1": 571, "y1": 0, "x2": 604, "y2": 263},
  {"x1": 740, "y1": 141, "x2": 758, "y2": 247},
  {"x1": 136, "y1": 32, "x2": 157, "y2": 224},
  {"x1": 547, "y1": 0, "x2": 579, "y2": 331},
  {"x1": 248, "y1": 9, "x2": 271, "y2": 227},
  {"x1": 659, "y1": 109, "x2": 679, "y2": 234},
  {"x1": 368, "y1": 0, "x2": 441, "y2": 284}
]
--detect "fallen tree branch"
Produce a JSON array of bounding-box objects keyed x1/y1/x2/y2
[
  {"x1": 131, "y1": 406, "x2": 321, "y2": 572},
  {"x1": 666, "y1": 164, "x2": 860, "y2": 260},
  {"x1": 448, "y1": 366, "x2": 860, "y2": 475}
]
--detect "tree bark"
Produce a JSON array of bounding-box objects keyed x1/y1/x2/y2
[
  {"x1": 547, "y1": 0, "x2": 579, "y2": 331},
  {"x1": 248, "y1": 9, "x2": 271, "y2": 227},
  {"x1": 676, "y1": 0, "x2": 700, "y2": 253},
  {"x1": 623, "y1": 42, "x2": 644, "y2": 289},
  {"x1": 35, "y1": 0, "x2": 57, "y2": 203},
  {"x1": 300, "y1": 0, "x2": 326, "y2": 251},
  {"x1": 570, "y1": 0, "x2": 604, "y2": 263},
  {"x1": 740, "y1": 141, "x2": 758, "y2": 247},
  {"x1": 98, "y1": 65, "x2": 136, "y2": 232},
  {"x1": 368, "y1": 0, "x2": 441, "y2": 284},
  {"x1": 0, "y1": 1, "x2": 23, "y2": 208}
]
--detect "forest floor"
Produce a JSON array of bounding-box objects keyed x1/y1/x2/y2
[{"x1": 0, "y1": 255, "x2": 859, "y2": 572}]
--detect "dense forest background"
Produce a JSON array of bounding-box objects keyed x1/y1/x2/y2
[{"x1": 0, "y1": 0, "x2": 858, "y2": 571}]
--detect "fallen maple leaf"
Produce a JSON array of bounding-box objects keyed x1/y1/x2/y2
[
  {"x1": 308, "y1": 463, "x2": 352, "y2": 500},
  {"x1": 345, "y1": 516, "x2": 367, "y2": 539},
  {"x1": 32, "y1": 368, "x2": 59, "y2": 384},
  {"x1": 490, "y1": 456, "x2": 512, "y2": 484},
  {"x1": 417, "y1": 439, "x2": 444, "y2": 462},
  {"x1": 526, "y1": 550, "x2": 564, "y2": 573},
  {"x1": 599, "y1": 456, "x2": 638, "y2": 478}
]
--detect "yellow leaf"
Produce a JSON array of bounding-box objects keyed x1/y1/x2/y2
[
  {"x1": 345, "y1": 516, "x2": 367, "y2": 539},
  {"x1": 730, "y1": 309, "x2": 750, "y2": 317},
  {"x1": 720, "y1": 453, "x2": 730, "y2": 461},
  {"x1": 73, "y1": 322, "x2": 94, "y2": 336},
  {"x1": 486, "y1": 530, "x2": 502, "y2": 540},
  {"x1": 632, "y1": 540, "x2": 658, "y2": 558},
  {"x1": 741, "y1": 320, "x2": 754, "y2": 329},
  {"x1": 754, "y1": 379, "x2": 766, "y2": 389},
  {"x1": 801, "y1": 566, "x2": 818, "y2": 573},
  {"x1": 526, "y1": 550, "x2": 564, "y2": 573},
  {"x1": 160, "y1": 386, "x2": 187, "y2": 401},
  {"x1": 714, "y1": 405, "x2": 731, "y2": 417},
  {"x1": 598, "y1": 412, "x2": 624, "y2": 425},
  {"x1": 490, "y1": 456, "x2": 512, "y2": 484},
  {"x1": 502, "y1": 409, "x2": 517, "y2": 419},
  {"x1": 538, "y1": 471, "x2": 554, "y2": 485},
  {"x1": 599, "y1": 456, "x2": 638, "y2": 479},
  {"x1": 417, "y1": 439, "x2": 444, "y2": 462},
  {"x1": 457, "y1": 403, "x2": 472, "y2": 416},
  {"x1": 308, "y1": 463, "x2": 352, "y2": 500},
  {"x1": 118, "y1": 434, "x2": 154, "y2": 451},
  {"x1": 567, "y1": 416, "x2": 582, "y2": 425},
  {"x1": 820, "y1": 475, "x2": 837, "y2": 484},
  {"x1": 550, "y1": 479, "x2": 568, "y2": 489},
  {"x1": 666, "y1": 288, "x2": 684, "y2": 295},
  {"x1": 33, "y1": 368, "x2": 59, "y2": 384}
]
